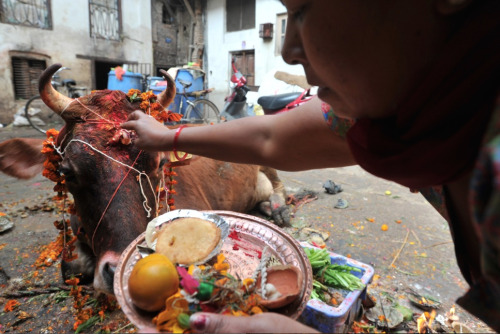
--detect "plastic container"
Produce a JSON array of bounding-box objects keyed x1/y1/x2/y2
[
  {"x1": 168, "y1": 68, "x2": 205, "y2": 115},
  {"x1": 148, "y1": 76, "x2": 168, "y2": 96},
  {"x1": 107, "y1": 71, "x2": 143, "y2": 93},
  {"x1": 299, "y1": 245, "x2": 375, "y2": 333}
]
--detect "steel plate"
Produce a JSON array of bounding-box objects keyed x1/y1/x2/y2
[{"x1": 114, "y1": 210, "x2": 313, "y2": 332}]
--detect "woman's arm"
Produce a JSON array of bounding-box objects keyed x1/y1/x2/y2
[{"x1": 121, "y1": 96, "x2": 355, "y2": 171}]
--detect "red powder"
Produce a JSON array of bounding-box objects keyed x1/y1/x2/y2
[
  {"x1": 232, "y1": 244, "x2": 239, "y2": 251},
  {"x1": 228, "y1": 230, "x2": 241, "y2": 241}
]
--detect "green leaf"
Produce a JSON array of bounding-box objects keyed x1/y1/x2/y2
[
  {"x1": 304, "y1": 248, "x2": 331, "y2": 270},
  {"x1": 75, "y1": 315, "x2": 100, "y2": 333}
]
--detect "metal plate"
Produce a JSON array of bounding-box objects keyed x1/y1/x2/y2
[{"x1": 114, "y1": 210, "x2": 313, "y2": 332}]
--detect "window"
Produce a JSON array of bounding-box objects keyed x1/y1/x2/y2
[
  {"x1": 0, "y1": 0, "x2": 52, "y2": 29},
  {"x1": 11, "y1": 57, "x2": 47, "y2": 99},
  {"x1": 275, "y1": 13, "x2": 287, "y2": 56},
  {"x1": 226, "y1": 0, "x2": 255, "y2": 32},
  {"x1": 161, "y1": 2, "x2": 175, "y2": 24},
  {"x1": 89, "y1": 0, "x2": 121, "y2": 40}
]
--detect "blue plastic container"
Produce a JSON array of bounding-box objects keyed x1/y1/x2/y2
[
  {"x1": 107, "y1": 71, "x2": 143, "y2": 93},
  {"x1": 149, "y1": 78, "x2": 167, "y2": 96},
  {"x1": 299, "y1": 245, "x2": 375, "y2": 333},
  {"x1": 147, "y1": 76, "x2": 165, "y2": 94},
  {"x1": 171, "y1": 68, "x2": 205, "y2": 115}
]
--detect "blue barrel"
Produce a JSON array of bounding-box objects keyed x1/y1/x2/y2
[
  {"x1": 172, "y1": 68, "x2": 205, "y2": 115},
  {"x1": 107, "y1": 71, "x2": 143, "y2": 93},
  {"x1": 148, "y1": 76, "x2": 167, "y2": 96}
]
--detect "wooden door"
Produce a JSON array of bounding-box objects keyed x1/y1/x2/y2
[{"x1": 231, "y1": 51, "x2": 256, "y2": 90}]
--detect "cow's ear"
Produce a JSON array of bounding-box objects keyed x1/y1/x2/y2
[{"x1": 0, "y1": 138, "x2": 46, "y2": 179}]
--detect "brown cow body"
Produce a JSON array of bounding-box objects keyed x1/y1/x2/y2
[{"x1": 0, "y1": 64, "x2": 289, "y2": 294}]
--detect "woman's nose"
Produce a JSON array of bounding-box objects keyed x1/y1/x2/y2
[{"x1": 281, "y1": 23, "x2": 307, "y2": 66}]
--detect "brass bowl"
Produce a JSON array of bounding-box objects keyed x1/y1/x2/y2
[{"x1": 114, "y1": 210, "x2": 313, "y2": 332}]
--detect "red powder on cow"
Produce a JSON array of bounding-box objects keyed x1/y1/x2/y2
[{"x1": 232, "y1": 244, "x2": 239, "y2": 251}]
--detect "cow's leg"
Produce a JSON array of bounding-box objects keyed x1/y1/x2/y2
[{"x1": 257, "y1": 167, "x2": 291, "y2": 227}]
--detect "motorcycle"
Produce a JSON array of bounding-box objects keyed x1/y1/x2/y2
[
  {"x1": 220, "y1": 57, "x2": 251, "y2": 121},
  {"x1": 256, "y1": 70, "x2": 315, "y2": 115},
  {"x1": 257, "y1": 88, "x2": 314, "y2": 115}
]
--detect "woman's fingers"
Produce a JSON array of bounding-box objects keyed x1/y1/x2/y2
[{"x1": 189, "y1": 313, "x2": 319, "y2": 333}]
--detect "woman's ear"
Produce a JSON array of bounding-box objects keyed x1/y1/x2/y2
[{"x1": 436, "y1": 0, "x2": 475, "y2": 15}]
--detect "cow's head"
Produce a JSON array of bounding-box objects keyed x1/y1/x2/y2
[{"x1": 39, "y1": 64, "x2": 176, "y2": 293}]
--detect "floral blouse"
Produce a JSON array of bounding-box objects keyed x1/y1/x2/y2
[{"x1": 322, "y1": 98, "x2": 500, "y2": 330}]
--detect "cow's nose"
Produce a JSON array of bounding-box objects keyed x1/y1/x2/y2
[{"x1": 102, "y1": 262, "x2": 116, "y2": 288}]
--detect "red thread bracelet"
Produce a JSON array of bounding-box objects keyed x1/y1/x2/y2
[{"x1": 173, "y1": 125, "x2": 188, "y2": 161}]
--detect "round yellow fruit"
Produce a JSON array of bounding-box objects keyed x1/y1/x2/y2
[{"x1": 128, "y1": 253, "x2": 179, "y2": 312}]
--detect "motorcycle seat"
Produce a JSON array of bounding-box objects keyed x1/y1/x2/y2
[{"x1": 257, "y1": 92, "x2": 302, "y2": 111}]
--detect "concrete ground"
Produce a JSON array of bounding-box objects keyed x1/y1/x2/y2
[{"x1": 0, "y1": 124, "x2": 494, "y2": 333}]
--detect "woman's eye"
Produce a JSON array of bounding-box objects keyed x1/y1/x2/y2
[{"x1": 291, "y1": 8, "x2": 305, "y2": 21}]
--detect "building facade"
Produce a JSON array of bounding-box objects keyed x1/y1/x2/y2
[
  {"x1": 0, "y1": 0, "x2": 197, "y2": 124},
  {"x1": 204, "y1": 0, "x2": 305, "y2": 109}
]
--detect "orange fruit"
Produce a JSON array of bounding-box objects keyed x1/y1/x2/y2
[
  {"x1": 381, "y1": 224, "x2": 389, "y2": 231},
  {"x1": 128, "y1": 253, "x2": 179, "y2": 312}
]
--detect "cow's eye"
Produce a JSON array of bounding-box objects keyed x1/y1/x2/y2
[{"x1": 59, "y1": 165, "x2": 76, "y2": 182}]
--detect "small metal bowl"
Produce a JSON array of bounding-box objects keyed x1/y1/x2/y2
[{"x1": 144, "y1": 209, "x2": 230, "y2": 265}]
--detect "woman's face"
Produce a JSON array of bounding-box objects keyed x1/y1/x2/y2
[{"x1": 281, "y1": 0, "x2": 450, "y2": 119}]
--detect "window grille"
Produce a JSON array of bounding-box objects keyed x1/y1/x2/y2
[
  {"x1": 12, "y1": 57, "x2": 46, "y2": 99},
  {"x1": 0, "y1": 0, "x2": 52, "y2": 29},
  {"x1": 89, "y1": 0, "x2": 121, "y2": 40},
  {"x1": 226, "y1": 0, "x2": 255, "y2": 32}
]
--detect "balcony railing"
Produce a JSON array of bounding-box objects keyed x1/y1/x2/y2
[{"x1": 89, "y1": 0, "x2": 120, "y2": 41}]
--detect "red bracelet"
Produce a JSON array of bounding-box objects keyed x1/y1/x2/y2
[{"x1": 173, "y1": 125, "x2": 188, "y2": 161}]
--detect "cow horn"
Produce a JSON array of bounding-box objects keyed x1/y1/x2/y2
[
  {"x1": 39, "y1": 63, "x2": 74, "y2": 115},
  {"x1": 157, "y1": 70, "x2": 176, "y2": 109}
]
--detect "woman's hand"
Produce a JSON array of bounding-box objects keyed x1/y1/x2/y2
[
  {"x1": 189, "y1": 312, "x2": 319, "y2": 333},
  {"x1": 121, "y1": 110, "x2": 173, "y2": 151}
]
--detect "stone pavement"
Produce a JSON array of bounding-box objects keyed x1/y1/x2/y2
[{"x1": 0, "y1": 124, "x2": 494, "y2": 332}]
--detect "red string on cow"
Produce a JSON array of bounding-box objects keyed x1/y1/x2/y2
[{"x1": 91, "y1": 150, "x2": 143, "y2": 254}]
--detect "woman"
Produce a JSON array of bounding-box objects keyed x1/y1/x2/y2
[{"x1": 122, "y1": 0, "x2": 500, "y2": 332}]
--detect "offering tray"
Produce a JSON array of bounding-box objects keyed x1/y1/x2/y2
[{"x1": 114, "y1": 210, "x2": 313, "y2": 332}]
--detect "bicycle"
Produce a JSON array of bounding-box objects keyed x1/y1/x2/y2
[
  {"x1": 25, "y1": 67, "x2": 88, "y2": 134},
  {"x1": 176, "y1": 79, "x2": 220, "y2": 125}
]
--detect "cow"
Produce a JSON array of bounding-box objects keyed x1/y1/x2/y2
[{"x1": 0, "y1": 64, "x2": 290, "y2": 294}]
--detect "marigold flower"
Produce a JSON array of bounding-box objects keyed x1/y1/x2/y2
[
  {"x1": 214, "y1": 253, "x2": 230, "y2": 274},
  {"x1": 127, "y1": 89, "x2": 141, "y2": 97},
  {"x1": 4, "y1": 300, "x2": 20, "y2": 312}
]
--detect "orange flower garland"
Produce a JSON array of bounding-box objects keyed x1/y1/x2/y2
[
  {"x1": 41, "y1": 128, "x2": 67, "y2": 199},
  {"x1": 38, "y1": 129, "x2": 78, "y2": 264}
]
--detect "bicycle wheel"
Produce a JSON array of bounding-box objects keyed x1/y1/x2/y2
[
  {"x1": 184, "y1": 99, "x2": 221, "y2": 125},
  {"x1": 25, "y1": 96, "x2": 65, "y2": 134}
]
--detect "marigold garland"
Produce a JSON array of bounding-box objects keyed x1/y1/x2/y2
[{"x1": 38, "y1": 129, "x2": 78, "y2": 265}]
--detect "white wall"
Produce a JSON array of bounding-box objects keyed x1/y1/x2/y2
[
  {"x1": 0, "y1": 0, "x2": 153, "y2": 123},
  {"x1": 205, "y1": 0, "x2": 306, "y2": 109}
]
